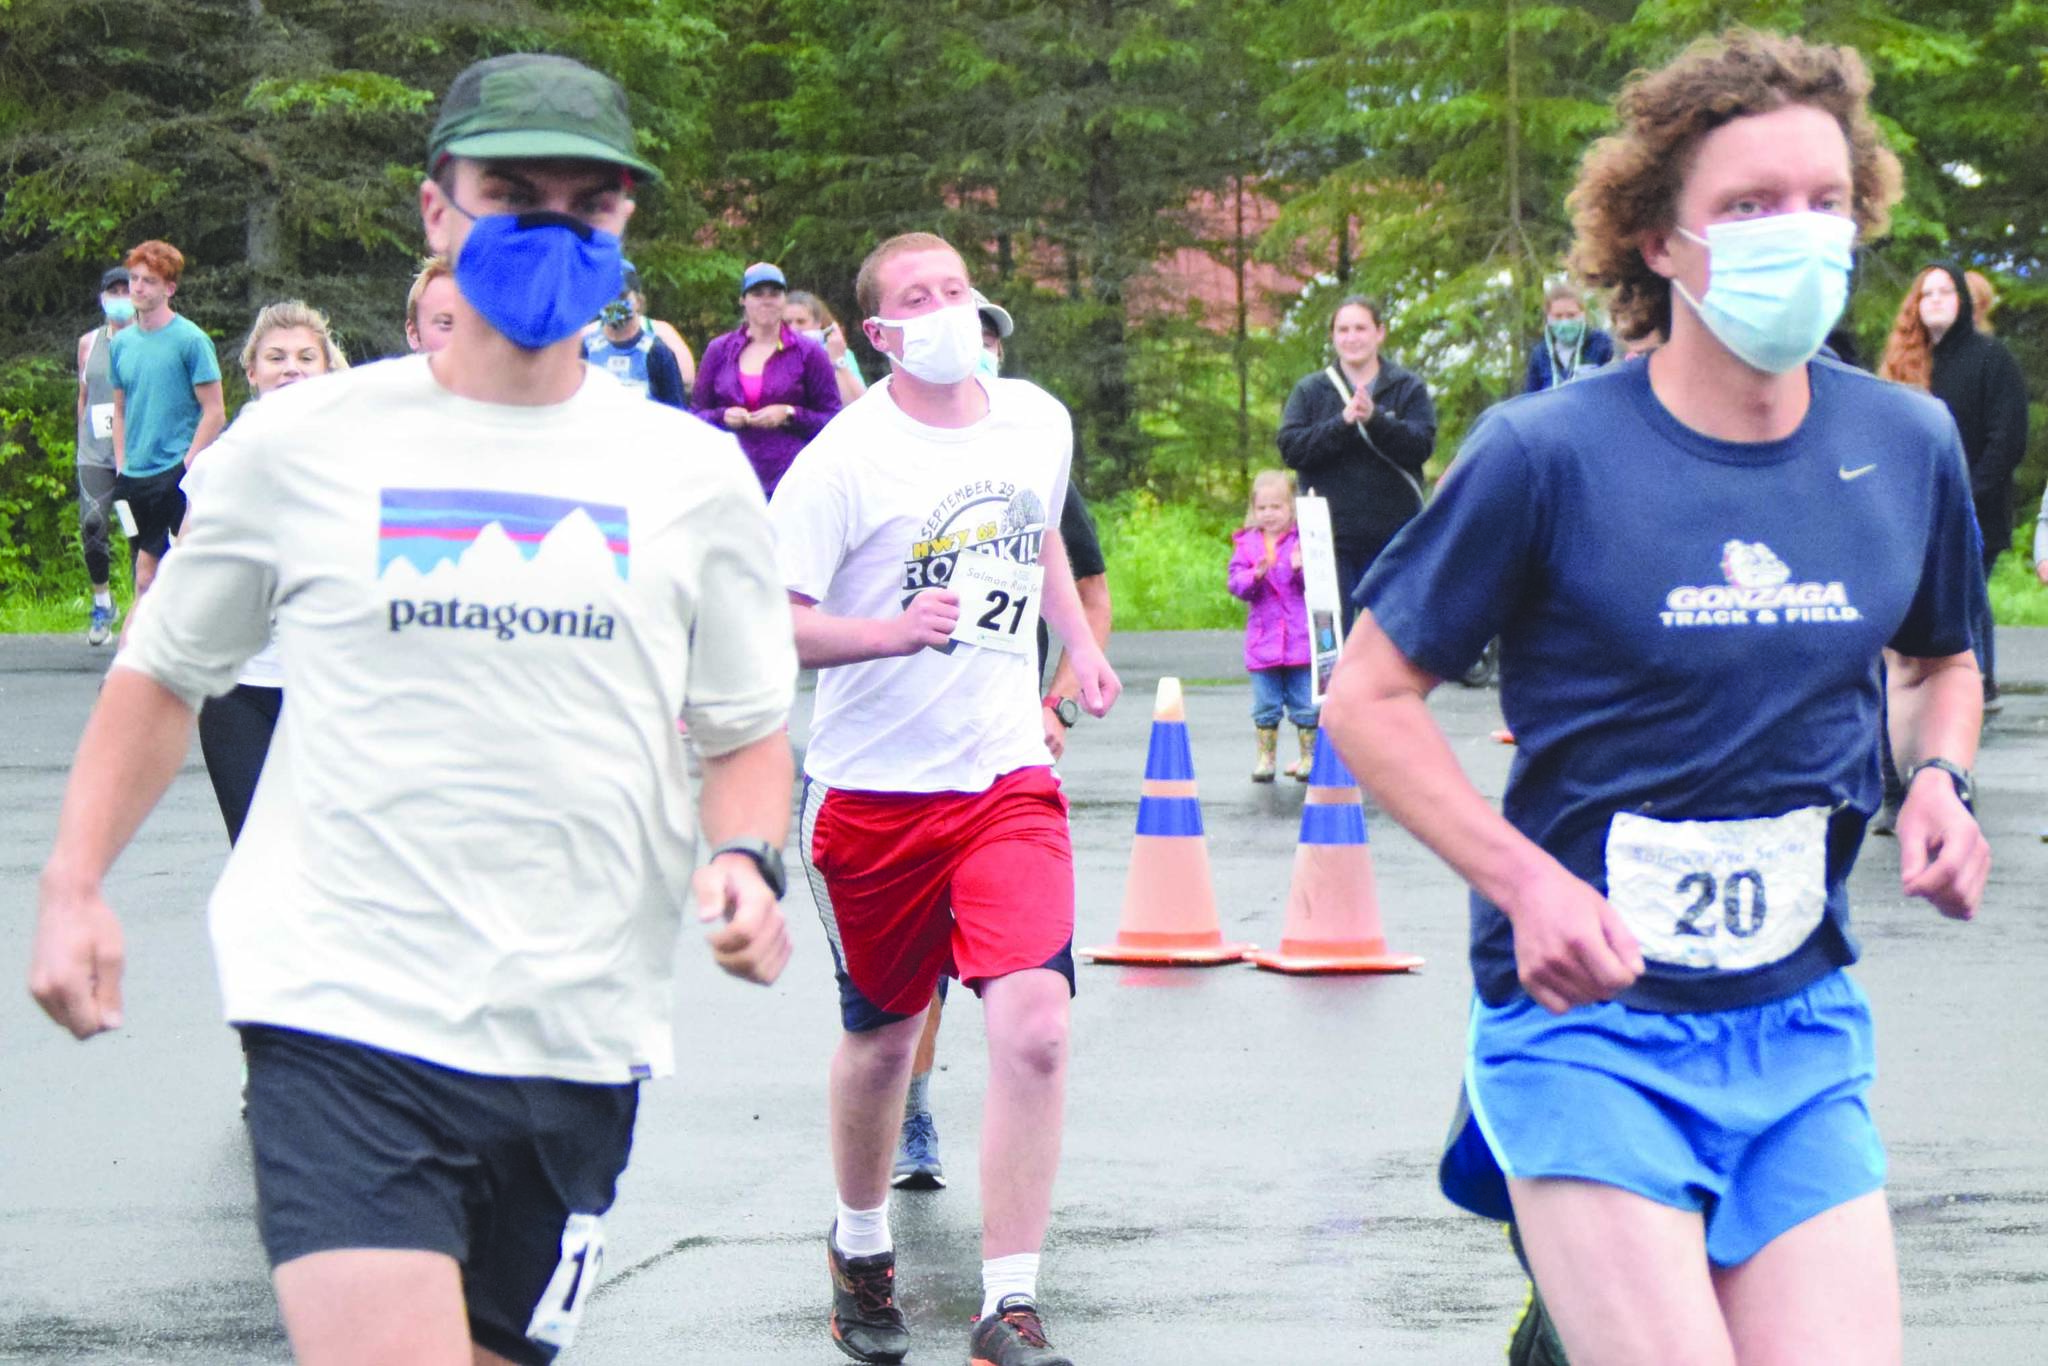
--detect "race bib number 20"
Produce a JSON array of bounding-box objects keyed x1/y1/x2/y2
[
  {"x1": 1604, "y1": 807, "x2": 1829, "y2": 972},
  {"x1": 947, "y1": 553, "x2": 1044, "y2": 655}
]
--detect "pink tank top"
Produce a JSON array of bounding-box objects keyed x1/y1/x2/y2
[{"x1": 739, "y1": 369, "x2": 765, "y2": 407}]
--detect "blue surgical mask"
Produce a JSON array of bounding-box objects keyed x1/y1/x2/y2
[
  {"x1": 1672, "y1": 212, "x2": 1854, "y2": 374},
  {"x1": 101, "y1": 294, "x2": 135, "y2": 323},
  {"x1": 452, "y1": 208, "x2": 624, "y2": 351},
  {"x1": 975, "y1": 346, "x2": 1001, "y2": 380}
]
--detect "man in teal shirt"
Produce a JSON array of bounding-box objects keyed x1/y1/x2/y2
[{"x1": 110, "y1": 239, "x2": 224, "y2": 596}]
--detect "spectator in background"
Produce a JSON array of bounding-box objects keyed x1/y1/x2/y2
[
  {"x1": 1277, "y1": 294, "x2": 1437, "y2": 631},
  {"x1": 110, "y1": 239, "x2": 225, "y2": 598},
  {"x1": 74, "y1": 266, "x2": 133, "y2": 645},
  {"x1": 785, "y1": 289, "x2": 868, "y2": 405},
  {"x1": 1523, "y1": 283, "x2": 1615, "y2": 392},
  {"x1": 583, "y1": 261, "x2": 689, "y2": 408},
  {"x1": 692, "y1": 261, "x2": 841, "y2": 496},
  {"x1": 403, "y1": 256, "x2": 458, "y2": 354},
  {"x1": 1878, "y1": 264, "x2": 2029, "y2": 710},
  {"x1": 1965, "y1": 270, "x2": 2000, "y2": 332}
]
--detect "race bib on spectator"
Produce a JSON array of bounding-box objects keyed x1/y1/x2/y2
[
  {"x1": 90, "y1": 403, "x2": 114, "y2": 440},
  {"x1": 946, "y1": 553, "x2": 1043, "y2": 655},
  {"x1": 1605, "y1": 807, "x2": 1827, "y2": 971}
]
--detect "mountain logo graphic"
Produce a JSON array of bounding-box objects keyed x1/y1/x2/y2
[{"x1": 378, "y1": 488, "x2": 629, "y2": 580}]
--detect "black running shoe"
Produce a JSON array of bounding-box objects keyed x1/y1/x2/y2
[
  {"x1": 827, "y1": 1226, "x2": 910, "y2": 1363},
  {"x1": 969, "y1": 1294, "x2": 1073, "y2": 1366}
]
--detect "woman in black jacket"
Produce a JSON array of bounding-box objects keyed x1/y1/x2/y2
[
  {"x1": 1277, "y1": 295, "x2": 1438, "y2": 629},
  {"x1": 1878, "y1": 263, "x2": 2030, "y2": 705}
]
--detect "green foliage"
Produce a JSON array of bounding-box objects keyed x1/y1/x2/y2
[
  {"x1": 0, "y1": 0, "x2": 2044, "y2": 616},
  {"x1": 0, "y1": 355, "x2": 85, "y2": 593},
  {"x1": 1989, "y1": 545, "x2": 2048, "y2": 628},
  {"x1": 1097, "y1": 492, "x2": 1247, "y2": 631}
]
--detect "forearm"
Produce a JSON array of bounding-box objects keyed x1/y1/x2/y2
[
  {"x1": 791, "y1": 598, "x2": 906, "y2": 668},
  {"x1": 696, "y1": 729, "x2": 794, "y2": 848},
  {"x1": 41, "y1": 668, "x2": 196, "y2": 896},
  {"x1": 184, "y1": 401, "x2": 226, "y2": 466},
  {"x1": 1323, "y1": 615, "x2": 1550, "y2": 908},
  {"x1": 1886, "y1": 649, "x2": 1982, "y2": 772},
  {"x1": 1038, "y1": 529, "x2": 1097, "y2": 663},
  {"x1": 1046, "y1": 573, "x2": 1111, "y2": 698},
  {"x1": 112, "y1": 395, "x2": 126, "y2": 470}
]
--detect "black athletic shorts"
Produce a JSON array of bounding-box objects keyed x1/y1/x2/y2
[
  {"x1": 110, "y1": 463, "x2": 187, "y2": 560},
  {"x1": 240, "y1": 1025, "x2": 639, "y2": 1365}
]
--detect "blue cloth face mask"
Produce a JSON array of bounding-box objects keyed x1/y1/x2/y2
[
  {"x1": 452, "y1": 208, "x2": 624, "y2": 351},
  {"x1": 101, "y1": 294, "x2": 135, "y2": 323},
  {"x1": 1671, "y1": 212, "x2": 1855, "y2": 374}
]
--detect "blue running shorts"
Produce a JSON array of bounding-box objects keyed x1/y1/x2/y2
[{"x1": 1439, "y1": 969, "x2": 1885, "y2": 1267}]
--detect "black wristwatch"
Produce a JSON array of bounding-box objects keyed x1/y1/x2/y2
[
  {"x1": 1904, "y1": 758, "x2": 1975, "y2": 814},
  {"x1": 707, "y1": 839, "x2": 787, "y2": 898},
  {"x1": 1043, "y1": 695, "x2": 1080, "y2": 727}
]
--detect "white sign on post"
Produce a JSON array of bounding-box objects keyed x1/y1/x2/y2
[
  {"x1": 945, "y1": 553, "x2": 1044, "y2": 655},
  {"x1": 1296, "y1": 493, "x2": 1344, "y2": 704}
]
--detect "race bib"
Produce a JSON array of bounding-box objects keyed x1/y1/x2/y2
[
  {"x1": 526, "y1": 1213, "x2": 605, "y2": 1350},
  {"x1": 946, "y1": 553, "x2": 1043, "y2": 655},
  {"x1": 1604, "y1": 807, "x2": 1828, "y2": 971},
  {"x1": 90, "y1": 403, "x2": 114, "y2": 440}
]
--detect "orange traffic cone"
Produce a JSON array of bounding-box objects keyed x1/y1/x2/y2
[
  {"x1": 1083, "y1": 678, "x2": 1251, "y2": 966},
  {"x1": 1247, "y1": 729, "x2": 1423, "y2": 974}
]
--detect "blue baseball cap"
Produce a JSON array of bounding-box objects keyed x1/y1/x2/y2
[{"x1": 741, "y1": 261, "x2": 786, "y2": 293}]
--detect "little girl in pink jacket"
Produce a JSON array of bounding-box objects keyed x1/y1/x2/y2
[{"x1": 1227, "y1": 469, "x2": 1317, "y2": 781}]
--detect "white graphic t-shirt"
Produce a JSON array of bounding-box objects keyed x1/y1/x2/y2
[
  {"x1": 117, "y1": 357, "x2": 796, "y2": 1083},
  {"x1": 772, "y1": 375, "x2": 1072, "y2": 794}
]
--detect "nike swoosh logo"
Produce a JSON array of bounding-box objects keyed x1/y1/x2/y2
[{"x1": 1839, "y1": 464, "x2": 1876, "y2": 481}]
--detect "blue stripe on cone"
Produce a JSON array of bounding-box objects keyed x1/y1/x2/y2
[
  {"x1": 1299, "y1": 801, "x2": 1367, "y2": 846},
  {"x1": 1306, "y1": 728, "x2": 1357, "y2": 788},
  {"x1": 1135, "y1": 795, "x2": 1205, "y2": 837},
  {"x1": 1142, "y1": 721, "x2": 1195, "y2": 782}
]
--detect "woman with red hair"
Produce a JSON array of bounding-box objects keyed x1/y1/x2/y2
[{"x1": 1877, "y1": 265, "x2": 2029, "y2": 710}]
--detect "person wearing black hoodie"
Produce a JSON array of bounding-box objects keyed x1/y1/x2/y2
[
  {"x1": 1278, "y1": 294, "x2": 1438, "y2": 629},
  {"x1": 1880, "y1": 263, "x2": 2030, "y2": 706}
]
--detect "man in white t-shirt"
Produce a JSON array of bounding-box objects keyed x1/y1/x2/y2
[
  {"x1": 29, "y1": 53, "x2": 796, "y2": 1366},
  {"x1": 772, "y1": 231, "x2": 1120, "y2": 1366}
]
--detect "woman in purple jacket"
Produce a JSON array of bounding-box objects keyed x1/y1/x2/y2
[
  {"x1": 1229, "y1": 469, "x2": 1317, "y2": 781},
  {"x1": 692, "y1": 261, "x2": 842, "y2": 495}
]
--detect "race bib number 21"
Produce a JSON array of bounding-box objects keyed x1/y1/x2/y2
[
  {"x1": 1604, "y1": 807, "x2": 1828, "y2": 972},
  {"x1": 946, "y1": 553, "x2": 1044, "y2": 655}
]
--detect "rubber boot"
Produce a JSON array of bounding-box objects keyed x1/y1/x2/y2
[
  {"x1": 1288, "y1": 725, "x2": 1317, "y2": 782},
  {"x1": 1252, "y1": 726, "x2": 1278, "y2": 782}
]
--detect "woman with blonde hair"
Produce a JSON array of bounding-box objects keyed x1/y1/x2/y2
[
  {"x1": 1878, "y1": 264, "x2": 2028, "y2": 708},
  {"x1": 186, "y1": 299, "x2": 348, "y2": 842}
]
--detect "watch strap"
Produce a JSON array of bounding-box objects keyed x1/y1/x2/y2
[
  {"x1": 1904, "y1": 757, "x2": 1975, "y2": 811},
  {"x1": 707, "y1": 838, "x2": 787, "y2": 898}
]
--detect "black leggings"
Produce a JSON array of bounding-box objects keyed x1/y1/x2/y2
[{"x1": 197, "y1": 684, "x2": 282, "y2": 844}]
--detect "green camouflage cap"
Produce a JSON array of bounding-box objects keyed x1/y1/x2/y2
[{"x1": 429, "y1": 53, "x2": 662, "y2": 182}]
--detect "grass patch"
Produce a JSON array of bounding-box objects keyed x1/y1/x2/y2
[
  {"x1": 1989, "y1": 546, "x2": 2048, "y2": 627},
  {"x1": 1098, "y1": 493, "x2": 1249, "y2": 632}
]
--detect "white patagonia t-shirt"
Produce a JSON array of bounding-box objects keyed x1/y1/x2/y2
[
  {"x1": 771, "y1": 374, "x2": 1072, "y2": 793},
  {"x1": 118, "y1": 356, "x2": 795, "y2": 1084},
  {"x1": 181, "y1": 429, "x2": 284, "y2": 688}
]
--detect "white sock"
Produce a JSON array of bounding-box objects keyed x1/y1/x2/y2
[
  {"x1": 834, "y1": 1198, "x2": 891, "y2": 1257},
  {"x1": 980, "y1": 1252, "x2": 1040, "y2": 1317},
  {"x1": 93, "y1": 590, "x2": 112, "y2": 608},
  {"x1": 904, "y1": 1072, "x2": 931, "y2": 1117}
]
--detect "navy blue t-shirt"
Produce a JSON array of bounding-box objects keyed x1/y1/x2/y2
[{"x1": 1362, "y1": 357, "x2": 1981, "y2": 1013}]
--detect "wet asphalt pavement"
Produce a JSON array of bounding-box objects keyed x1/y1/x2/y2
[{"x1": 1, "y1": 629, "x2": 2043, "y2": 1364}]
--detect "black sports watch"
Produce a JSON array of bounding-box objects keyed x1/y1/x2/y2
[
  {"x1": 1903, "y1": 758, "x2": 1975, "y2": 814},
  {"x1": 1043, "y1": 695, "x2": 1080, "y2": 728},
  {"x1": 707, "y1": 839, "x2": 787, "y2": 899}
]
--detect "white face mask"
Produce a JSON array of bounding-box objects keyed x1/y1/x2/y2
[{"x1": 870, "y1": 302, "x2": 983, "y2": 384}]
